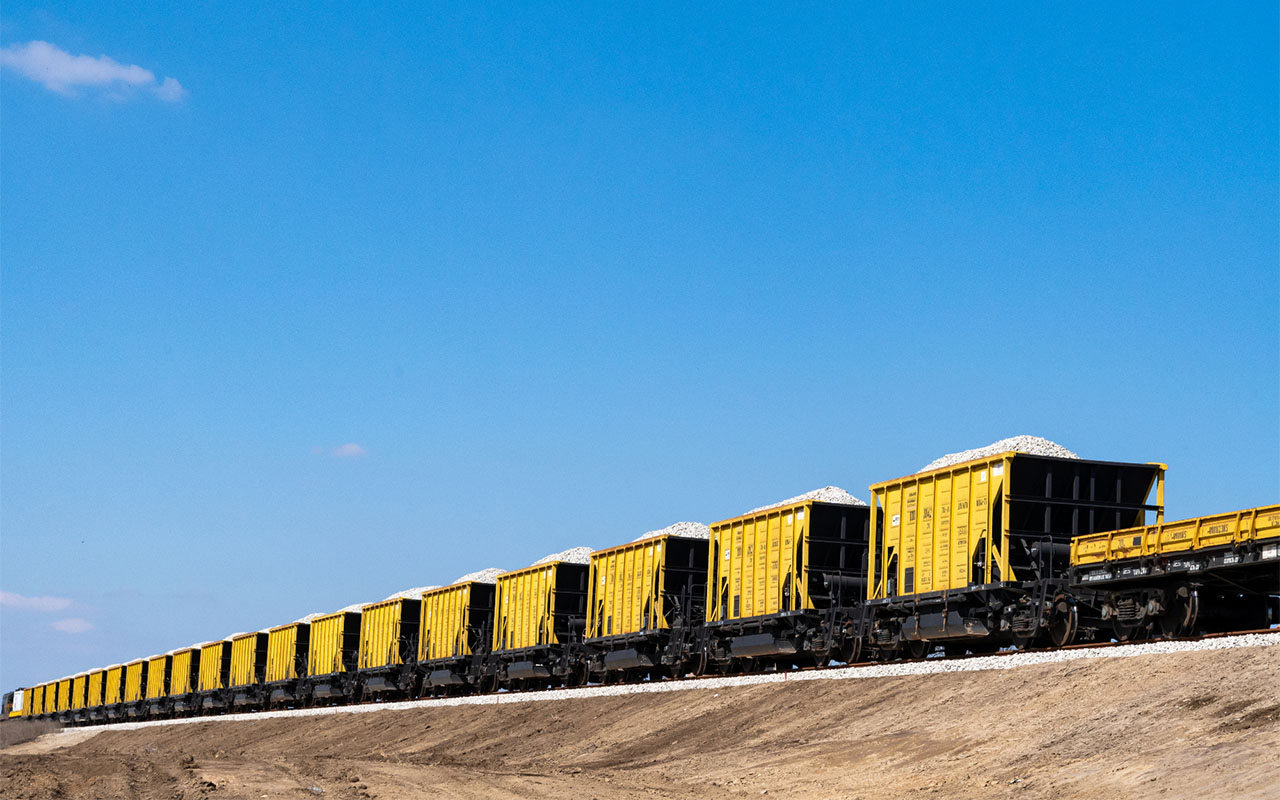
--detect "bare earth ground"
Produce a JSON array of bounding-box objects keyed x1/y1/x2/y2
[{"x1": 3, "y1": 645, "x2": 1278, "y2": 800}]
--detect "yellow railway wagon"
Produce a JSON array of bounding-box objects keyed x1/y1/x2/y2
[
  {"x1": 707, "y1": 500, "x2": 869, "y2": 624},
  {"x1": 145, "y1": 655, "x2": 170, "y2": 700},
  {"x1": 307, "y1": 610, "x2": 361, "y2": 677},
  {"x1": 170, "y1": 648, "x2": 199, "y2": 695},
  {"x1": 87, "y1": 670, "x2": 104, "y2": 709},
  {"x1": 589, "y1": 535, "x2": 708, "y2": 638},
  {"x1": 870, "y1": 454, "x2": 1165, "y2": 598},
  {"x1": 104, "y1": 665, "x2": 125, "y2": 706},
  {"x1": 198, "y1": 641, "x2": 231, "y2": 692},
  {"x1": 1073, "y1": 505, "x2": 1280, "y2": 567},
  {"x1": 56, "y1": 677, "x2": 72, "y2": 713},
  {"x1": 493, "y1": 561, "x2": 589, "y2": 653},
  {"x1": 266, "y1": 623, "x2": 311, "y2": 683},
  {"x1": 419, "y1": 582, "x2": 496, "y2": 662},
  {"x1": 71, "y1": 674, "x2": 88, "y2": 711},
  {"x1": 1071, "y1": 505, "x2": 1280, "y2": 638},
  {"x1": 230, "y1": 632, "x2": 269, "y2": 688},
  {"x1": 124, "y1": 660, "x2": 147, "y2": 703},
  {"x1": 358, "y1": 599, "x2": 420, "y2": 670},
  {"x1": 868, "y1": 452, "x2": 1165, "y2": 649}
]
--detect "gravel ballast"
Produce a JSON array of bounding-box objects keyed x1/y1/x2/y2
[
  {"x1": 918, "y1": 435, "x2": 1079, "y2": 473},
  {"x1": 82, "y1": 631, "x2": 1280, "y2": 731},
  {"x1": 748, "y1": 486, "x2": 867, "y2": 514},
  {"x1": 632, "y1": 521, "x2": 710, "y2": 542}
]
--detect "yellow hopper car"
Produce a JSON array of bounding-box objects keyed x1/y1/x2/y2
[
  {"x1": 586, "y1": 533, "x2": 708, "y2": 678},
  {"x1": 418, "y1": 581, "x2": 497, "y2": 694},
  {"x1": 868, "y1": 452, "x2": 1165, "y2": 654},
  {"x1": 492, "y1": 560, "x2": 589, "y2": 688}
]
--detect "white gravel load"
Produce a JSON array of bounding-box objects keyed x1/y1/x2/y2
[
  {"x1": 383, "y1": 586, "x2": 439, "y2": 602},
  {"x1": 338, "y1": 602, "x2": 368, "y2": 614},
  {"x1": 918, "y1": 435, "x2": 1080, "y2": 473},
  {"x1": 293, "y1": 613, "x2": 327, "y2": 624},
  {"x1": 454, "y1": 567, "x2": 505, "y2": 584},
  {"x1": 748, "y1": 486, "x2": 867, "y2": 514},
  {"x1": 632, "y1": 521, "x2": 710, "y2": 542},
  {"x1": 532, "y1": 546, "x2": 593, "y2": 565}
]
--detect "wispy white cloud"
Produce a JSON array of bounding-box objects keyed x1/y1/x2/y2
[
  {"x1": 51, "y1": 617, "x2": 94, "y2": 634},
  {"x1": 0, "y1": 589, "x2": 72, "y2": 612},
  {"x1": 331, "y1": 443, "x2": 367, "y2": 458},
  {"x1": 0, "y1": 40, "x2": 186, "y2": 102},
  {"x1": 312, "y1": 443, "x2": 368, "y2": 459}
]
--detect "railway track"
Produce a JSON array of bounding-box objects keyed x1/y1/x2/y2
[{"x1": 66, "y1": 627, "x2": 1279, "y2": 731}]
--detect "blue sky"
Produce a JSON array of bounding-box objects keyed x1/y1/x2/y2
[{"x1": 1, "y1": 4, "x2": 1276, "y2": 690}]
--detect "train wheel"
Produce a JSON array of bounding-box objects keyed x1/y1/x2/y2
[
  {"x1": 836, "y1": 636, "x2": 862, "y2": 664},
  {"x1": 1046, "y1": 598, "x2": 1079, "y2": 648},
  {"x1": 905, "y1": 639, "x2": 929, "y2": 659},
  {"x1": 1158, "y1": 586, "x2": 1199, "y2": 638}
]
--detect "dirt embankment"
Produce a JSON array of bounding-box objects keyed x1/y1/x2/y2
[
  {"x1": 3, "y1": 645, "x2": 1278, "y2": 800},
  {"x1": 0, "y1": 719, "x2": 62, "y2": 750}
]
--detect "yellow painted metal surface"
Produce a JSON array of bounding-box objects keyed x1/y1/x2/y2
[
  {"x1": 71, "y1": 675, "x2": 88, "y2": 710},
  {"x1": 588, "y1": 537, "x2": 668, "y2": 636},
  {"x1": 170, "y1": 649, "x2": 196, "y2": 695},
  {"x1": 104, "y1": 665, "x2": 125, "y2": 705},
  {"x1": 198, "y1": 642, "x2": 228, "y2": 692},
  {"x1": 870, "y1": 457, "x2": 1008, "y2": 598},
  {"x1": 124, "y1": 660, "x2": 146, "y2": 703},
  {"x1": 55, "y1": 678, "x2": 71, "y2": 713},
  {"x1": 145, "y1": 655, "x2": 169, "y2": 700},
  {"x1": 1072, "y1": 505, "x2": 1280, "y2": 566},
  {"x1": 494, "y1": 564, "x2": 561, "y2": 651},
  {"x1": 308, "y1": 612, "x2": 354, "y2": 677},
  {"x1": 87, "y1": 670, "x2": 104, "y2": 708},
  {"x1": 419, "y1": 583, "x2": 475, "y2": 661},
  {"x1": 13, "y1": 687, "x2": 32, "y2": 717},
  {"x1": 230, "y1": 633, "x2": 267, "y2": 687},
  {"x1": 870, "y1": 453, "x2": 1165, "y2": 600},
  {"x1": 30, "y1": 685, "x2": 44, "y2": 716},
  {"x1": 266, "y1": 624, "x2": 308, "y2": 683},
  {"x1": 359, "y1": 599, "x2": 417, "y2": 670},
  {"x1": 707, "y1": 503, "x2": 814, "y2": 622}
]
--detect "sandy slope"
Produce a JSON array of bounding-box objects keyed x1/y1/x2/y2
[{"x1": 3, "y1": 644, "x2": 1277, "y2": 799}]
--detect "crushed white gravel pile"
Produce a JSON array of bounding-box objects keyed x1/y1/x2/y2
[
  {"x1": 92, "y1": 631, "x2": 1280, "y2": 731},
  {"x1": 919, "y1": 435, "x2": 1079, "y2": 473},
  {"x1": 338, "y1": 603, "x2": 367, "y2": 614},
  {"x1": 293, "y1": 613, "x2": 326, "y2": 624},
  {"x1": 532, "y1": 547, "x2": 593, "y2": 566},
  {"x1": 454, "y1": 567, "x2": 505, "y2": 584},
  {"x1": 633, "y1": 521, "x2": 710, "y2": 542},
  {"x1": 383, "y1": 586, "x2": 440, "y2": 602},
  {"x1": 749, "y1": 486, "x2": 867, "y2": 514}
]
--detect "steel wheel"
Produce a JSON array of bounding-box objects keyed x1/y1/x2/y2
[
  {"x1": 1046, "y1": 599, "x2": 1079, "y2": 648},
  {"x1": 1158, "y1": 586, "x2": 1199, "y2": 638}
]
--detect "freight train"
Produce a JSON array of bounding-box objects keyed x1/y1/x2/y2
[{"x1": 7, "y1": 442, "x2": 1279, "y2": 724}]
